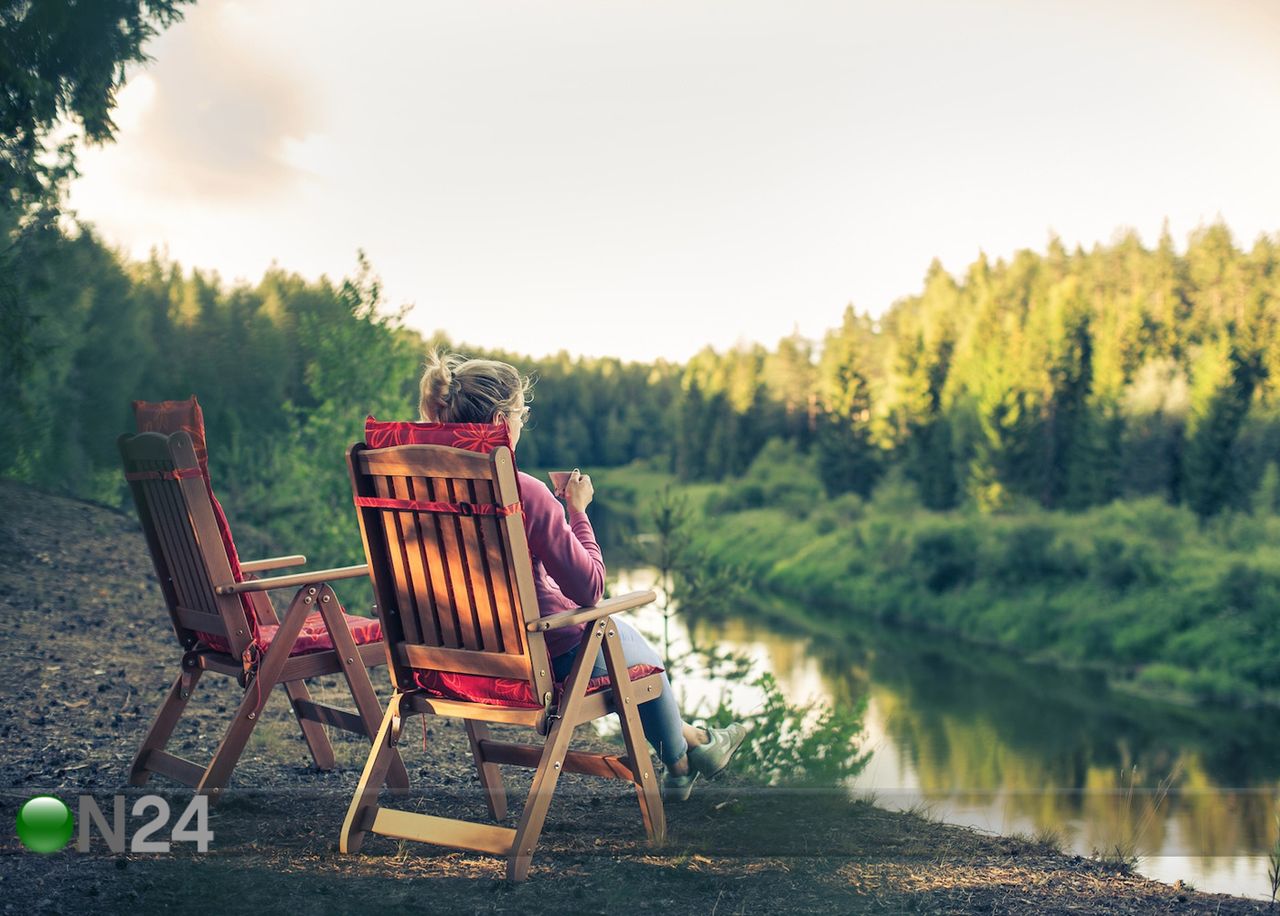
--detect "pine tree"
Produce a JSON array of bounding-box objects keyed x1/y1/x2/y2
[
  {"x1": 816, "y1": 308, "x2": 881, "y2": 496},
  {"x1": 1183, "y1": 339, "x2": 1263, "y2": 517}
]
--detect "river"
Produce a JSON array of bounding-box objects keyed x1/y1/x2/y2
[{"x1": 611, "y1": 566, "x2": 1280, "y2": 901}]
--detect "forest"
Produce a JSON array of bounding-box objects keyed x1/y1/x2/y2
[
  {"x1": 4, "y1": 219, "x2": 1278, "y2": 523},
  {"x1": 8, "y1": 211, "x2": 1280, "y2": 706}
]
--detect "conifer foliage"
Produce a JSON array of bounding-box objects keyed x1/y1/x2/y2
[{"x1": 4, "y1": 226, "x2": 1279, "y2": 549}]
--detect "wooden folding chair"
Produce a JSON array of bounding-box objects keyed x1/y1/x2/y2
[
  {"x1": 120, "y1": 418, "x2": 409, "y2": 798},
  {"x1": 339, "y1": 432, "x2": 666, "y2": 880}
]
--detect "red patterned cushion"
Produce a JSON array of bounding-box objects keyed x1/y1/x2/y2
[
  {"x1": 257, "y1": 611, "x2": 384, "y2": 656},
  {"x1": 413, "y1": 664, "x2": 663, "y2": 709},
  {"x1": 364, "y1": 417, "x2": 513, "y2": 452},
  {"x1": 134, "y1": 397, "x2": 254, "y2": 652}
]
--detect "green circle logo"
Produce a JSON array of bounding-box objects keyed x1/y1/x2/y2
[{"x1": 16, "y1": 795, "x2": 74, "y2": 853}]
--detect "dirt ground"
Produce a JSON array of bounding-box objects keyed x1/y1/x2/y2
[{"x1": 0, "y1": 479, "x2": 1270, "y2": 915}]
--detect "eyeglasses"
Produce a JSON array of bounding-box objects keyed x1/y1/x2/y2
[{"x1": 511, "y1": 406, "x2": 530, "y2": 425}]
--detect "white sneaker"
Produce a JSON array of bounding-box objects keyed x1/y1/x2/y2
[
  {"x1": 662, "y1": 769, "x2": 700, "y2": 803},
  {"x1": 687, "y1": 721, "x2": 749, "y2": 779}
]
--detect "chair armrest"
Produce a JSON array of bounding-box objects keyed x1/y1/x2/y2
[
  {"x1": 215, "y1": 564, "x2": 370, "y2": 595},
  {"x1": 239, "y1": 554, "x2": 307, "y2": 574},
  {"x1": 526, "y1": 589, "x2": 657, "y2": 632}
]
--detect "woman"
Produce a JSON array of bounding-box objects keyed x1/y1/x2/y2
[{"x1": 419, "y1": 351, "x2": 747, "y2": 801}]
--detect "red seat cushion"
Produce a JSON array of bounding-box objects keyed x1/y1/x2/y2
[
  {"x1": 413, "y1": 663, "x2": 663, "y2": 709},
  {"x1": 134, "y1": 397, "x2": 255, "y2": 652},
  {"x1": 258, "y1": 611, "x2": 384, "y2": 656},
  {"x1": 364, "y1": 417, "x2": 663, "y2": 704}
]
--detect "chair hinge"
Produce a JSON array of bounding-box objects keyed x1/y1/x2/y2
[
  {"x1": 542, "y1": 690, "x2": 561, "y2": 727},
  {"x1": 237, "y1": 643, "x2": 261, "y2": 689},
  {"x1": 178, "y1": 651, "x2": 200, "y2": 698}
]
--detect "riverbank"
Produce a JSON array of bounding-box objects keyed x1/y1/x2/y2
[
  {"x1": 593, "y1": 448, "x2": 1280, "y2": 710},
  {"x1": 2, "y1": 478, "x2": 1273, "y2": 911}
]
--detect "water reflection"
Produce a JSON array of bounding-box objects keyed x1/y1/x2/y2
[{"x1": 612, "y1": 568, "x2": 1280, "y2": 900}]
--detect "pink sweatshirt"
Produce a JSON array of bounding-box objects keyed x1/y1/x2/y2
[{"x1": 517, "y1": 471, "x2": 605, "y2": 659}]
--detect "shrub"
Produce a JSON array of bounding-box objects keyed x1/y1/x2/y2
[
  {"x1": 706, "y1": 671, "x2": 870, "y2": 787},
  {"x1": 858, "y1": 517, "x2": 914, "y2": 573},
  {"x1": 1091, "y1": 536, "x2": 1166, "y2": 590},
  {"x1": 1134, "y1": 662, "x2": 1196, "y2": 695},
  {"x1": 1093, "y1": 497, "x2": 1196, "y2": 549},
  {"x1": 811, "y1": 509, "x2": 839, "y2": 535},
  {"x1": 1217, "y1": 561, "x2": 1266, "y2": 613},
  {"x1": 704, "y1": 438, "x2": 825, "y2": 516},
  {"x1": 993, "y1": 522, "x2": 1059, "y2": 584},
  {"x1": 912, "y1": 524, "x2": 979, "y2": 593},
  {"x1": 704, "y1": 482, "x2": 766, "y2": 514},
  {"x1": 1206, "y1": 511, "x2": 1269, "y2": 552},
  {"x1": 808, "y1": 492, "x2": 866, "y2": 534},
  {"x1": 869, "y1": 465, "x2": 922, "y2": 515}
]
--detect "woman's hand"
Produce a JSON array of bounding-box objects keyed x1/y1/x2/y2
[{"x1": 565, "y1": 468, "x2": 593, "y2": 514}]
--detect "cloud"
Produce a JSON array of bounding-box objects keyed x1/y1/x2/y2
[{"x1": 109, "y1": 1, "x2": 316, "y2": 200}]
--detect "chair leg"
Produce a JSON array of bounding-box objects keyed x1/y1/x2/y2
[
  {"x1": 129, "y1": 662, "x2": 203, "y2": 786},
  {"x1": 340, "y1": 692, "x2": 407, "y2": 854},
  {"x1": 508, "y1": 619, "x2": 607, "y2": 881},
  {"x1": 507, "y1": 714, "x2": 576, "y2": 881},
  {"x1": 196, "y1": 667, "x2": 273, "y2": 798},
  {"x1": 198, "y1": 589, "x2": 313, "y2": 797},
  {"x1": 602, "y1": 626, "x2": 666, "y2": 844},
  {"x1": 281, "y1": 680, "x2": 336, "y2": 770},
  {"x1": 465, "y1": 721, "x2": 507, "y2": 821},
  {"x1": 252, "y1": 590, "x2": 337, "y2": 771},
  {"x1": 315, "y1": 585, "x2": 410, "y2": 790}
]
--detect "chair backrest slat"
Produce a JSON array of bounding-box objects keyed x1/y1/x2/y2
[
  {"x1": 457, "y1": 477, "x2": 502, "y2": 654},
  {"x1": 373, "y1": 474, "x2": 428, "y2": 647},
  {"x1": 134, "y1": 460, "x2": 195, "y2": 615},
  {"x1": 359, "y1": 447, "x2": 494, "y2": 480},
  {"x1": 173, "y1": 604, "x2": 226, "y2": 634},
  {"x1": 145, "y1": 463, "x2": 217, "y2": 616},
  {"x1": 468, "y1": 475, "x2": 517, "y2": 655},
  {"x1": 349, "y1": 442, "x2": 549, "y2": 699},
  {"x1": 411, "y1": 475, "x2": 465, "y2": 648},
  {"x1": 398, "y1": 643, "x2": 531, "y2": 679},
  {"x1": 430, "y1": 476, "x2": 481, "y2": 650},
  {"x1": 119, "y1": 432, "x2": 250, "y2": 656},
  {"x1": 398, "y1": 479, "x2": 440, "y2": 647},
  {"x1": 136, "y1": 459, "x2": 206, "y2": 615}
]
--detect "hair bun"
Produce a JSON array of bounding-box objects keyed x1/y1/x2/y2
[
  {"x1": 417, "y1": 349, "x2": 532, "y2": 424},
  {"x1": 420, "y1": 350, "x2": 458, "y2": 417}
]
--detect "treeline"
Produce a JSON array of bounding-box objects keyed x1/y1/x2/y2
[
  {"x1": 0, "y1": 226, "x2": 692, "y2": 565},
  {"x1": 1, "y1": 230, "x2": 422, "y2": 563},
  {"x1": 2, "y1": 221, "x2": 1278, "y2": 567},
  {"x1": 0, "y1": 226, "x2": 684, "y2": 492},
  {"x1": 674, "y1": 226, "x2": 1280, "y2": 518}
]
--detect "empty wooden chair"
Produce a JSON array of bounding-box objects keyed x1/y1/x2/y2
[
  {"x1": 121, "y1": 397, "x2": 408, "y2": 797},
  {"x1": 339, "y1": 419, "x2": 665, "y2": 880}
]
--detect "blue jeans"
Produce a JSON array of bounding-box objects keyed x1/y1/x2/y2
[{"x1": 551, "y1": 618, "x2": 688, "y2": 767}]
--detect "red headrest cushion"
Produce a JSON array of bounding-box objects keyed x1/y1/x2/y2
[
  {"x1": 133, "y1": 396, "x2": 210, "y2": 475},
  {"x1": 364, "y1": 417, "x2": 512, "y2": 453}
]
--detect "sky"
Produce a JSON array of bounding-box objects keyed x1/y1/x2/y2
[{"x1": 67, "y1": 0, "x2": 1280, "y2": 363}]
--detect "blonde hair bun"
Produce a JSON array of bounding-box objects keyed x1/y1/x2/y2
[{"x1": 418, "y1": 350, "x2": 531, "y2": 424}]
